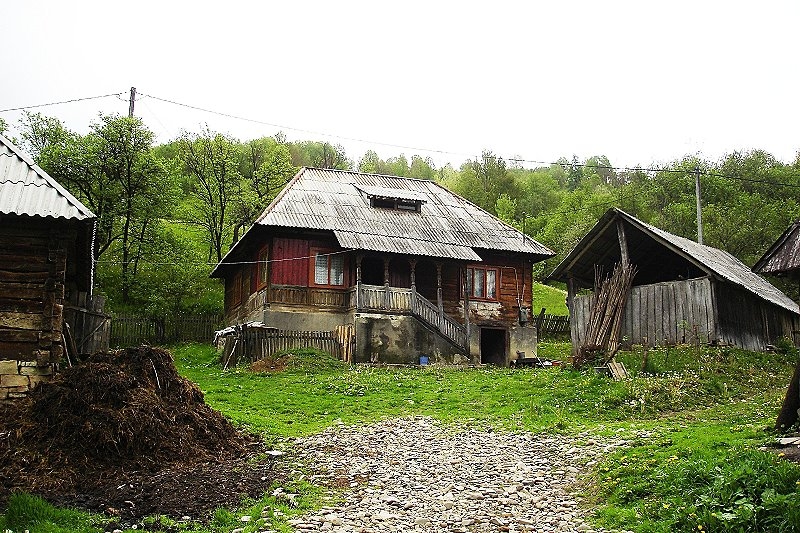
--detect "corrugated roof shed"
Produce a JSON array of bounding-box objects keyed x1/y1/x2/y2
[
  {"x1": 753, "y1": 221, "x2": 800, "y2": 276},
  {"x1": 0, "y1": 133, "x2": 94, "y2": 220},
  {"x1": 549, "y1": 208, "x2": 799, "y2": 315},
  {"x1": 216, "y1": 167, "x2": 553, "y2": 271}
]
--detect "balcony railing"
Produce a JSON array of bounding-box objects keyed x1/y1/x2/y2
[{"x1": 269, "y1": 283, "x2": 467, "y2": 350}]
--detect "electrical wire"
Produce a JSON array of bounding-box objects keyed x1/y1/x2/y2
[
  {"x1": 0, "y1": 92, "x2": 126, "y2": 113},
  {"x1": 94, "y1": 248, "x2": 354, "y2": 267}
]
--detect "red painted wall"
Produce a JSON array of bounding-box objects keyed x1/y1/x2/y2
[{"x1": 270, "y1": 237, "x2": 310, "y2": 286}]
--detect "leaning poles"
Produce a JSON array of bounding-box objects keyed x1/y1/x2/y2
[{"x1": 574, "y1": 262, "x2": 637, "y2": 368}]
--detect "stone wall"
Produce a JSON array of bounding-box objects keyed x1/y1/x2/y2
[
  {"x1": 0, "y1": 359, "x2": 54, "y2": 403},
  {"x1": 354, "y1": 313, "x2": 472, "y2": 365}
]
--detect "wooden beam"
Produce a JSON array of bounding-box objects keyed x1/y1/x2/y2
[{"x1": 617, "y1": 219, "x2": 630, "y2": 265}]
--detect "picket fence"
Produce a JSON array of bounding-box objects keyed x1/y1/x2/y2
[{"x1": 110, "y1": 313, "x2": 223, "y2": 347}]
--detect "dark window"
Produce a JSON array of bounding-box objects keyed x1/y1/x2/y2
[{"x1": 370, "y1": 196, "x2": 421, "y2": 213}]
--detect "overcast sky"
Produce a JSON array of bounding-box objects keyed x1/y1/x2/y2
[{"x1": 2, "y1": 1, "x2": 798, "y2": 169}]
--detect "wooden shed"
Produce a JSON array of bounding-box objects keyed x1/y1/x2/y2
[
  {"x1": 0, "y1": 133, "x2": 98, "y2": 402},
  {"x1": 549, "y1": 208, "x2": 800, "y2": 352},
  {"x1": 753, "y1": 221, "x2": 800, "y2": 429}
]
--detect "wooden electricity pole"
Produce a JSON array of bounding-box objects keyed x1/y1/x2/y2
[
  {"x1": 694, "y1": 166, "x2": 704, "y2": 245},
  {"x1": 128, "y1": 87, "x2": 136, "y2": 117}
]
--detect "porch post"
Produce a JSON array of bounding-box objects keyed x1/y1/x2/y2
[
  {"x1": 409, "y1": 258, "x2": 417, "y2": 292},
  {"x1": 463, "y1": 264, "x2": 470, "y2": 357},
  {"x1": 567, "y1": 275, "x2": 577, "y2": 356},
  {"x1": 436, "y1": 261, "x2": 444, "y2": 321},
  {"x1": 616, "y1": 219, "x2": 630, "y2": 265},
  {"x1": 383, "y1": 256, "x2": 390, "y2": 309},
  {"x1": 356, "y1": 254, "x2": 363, "y2": 311}
]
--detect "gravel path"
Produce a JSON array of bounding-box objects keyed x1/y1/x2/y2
[{"x1": 287, "y1": 417, "x2": 628, "y2": 533}]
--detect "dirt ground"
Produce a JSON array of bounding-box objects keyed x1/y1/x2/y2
[{"x1": 0, "y1": 347, "x2": 282, "y2": 526}]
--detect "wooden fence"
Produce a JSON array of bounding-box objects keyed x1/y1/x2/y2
[
  {"x1": 110, "y1": 313, "x2": 223, "y2": 347},
  {"x1": 221, "y1": 326, "x2": 352, "y2": 366},
  {"x1": 536, "y1": 314, "x2": 570, "y2": 338}
]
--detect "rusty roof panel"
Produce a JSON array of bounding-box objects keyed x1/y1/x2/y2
[
  {"x1": 753, "y1": 221, "x2": 800, "y2": 275},
  {"x1": 0, "y1": 134, "x2": 94, "y2": 220}
]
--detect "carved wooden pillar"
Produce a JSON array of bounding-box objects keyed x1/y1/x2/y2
[
  {"x1": 355, "y1": 254, "x2": 363, "y2": 310},
  {"x1": 383, "y1": 256, "x2": 390, "y2": 309},
  {"x1": 409, "y1": 258, "x2": 417, "y2": 293},
  {"x1": 462, "y1": 265, "x2": 470, "y2": 357},
  {"x1": 435, "y1": 262, "x2": 444, "y2": 318}
]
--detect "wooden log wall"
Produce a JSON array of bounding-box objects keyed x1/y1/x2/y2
[
  {"x1": 571, "y1": 277, "x2": 716, "y2": 349},
  {"x1": 1, "y1": 220, "x2": 68, "y2": 402}
]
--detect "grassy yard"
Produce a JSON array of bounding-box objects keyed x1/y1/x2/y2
[
  {"x1": 532, "y1": 282, "x2": 569, "y2": 315},
  {"x1": 3, "y1": 341, "x2": 800, "y2": 532}
]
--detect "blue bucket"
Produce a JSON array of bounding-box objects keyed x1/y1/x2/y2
[{"x1": 419, "y1": 355, "x2": 429, "y2": 366}]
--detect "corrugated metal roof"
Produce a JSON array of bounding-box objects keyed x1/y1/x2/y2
[
  {"x1": 549, "y1": 208, "x2": 799, "y2": 315},
  {"x1": 334, "y1": 230, "x2": 482, "y2": 261},
  {"x1": 254, "y1": 167, "x2": 554, "y2": 259},
  {"x1": 0, "y1": 133, "x2": 94, "y2": 220},
  {"x1": 753, "y1": 221, "x2": 800, "y2": 275}
]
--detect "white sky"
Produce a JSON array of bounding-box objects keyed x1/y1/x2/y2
[{"x1": 2, "y1": 1, "x2": 799, "y2": 169}]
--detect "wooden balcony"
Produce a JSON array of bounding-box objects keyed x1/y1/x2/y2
[
  {"x1": 270, "y1": 285, "x2": 349, "y2": 309},
  {"x1": 268, "y1": 283, "x2": 467, "y2": 350}
]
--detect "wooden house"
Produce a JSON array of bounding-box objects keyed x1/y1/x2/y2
[
  {"x1": 548, "y1": 208, "x2": 799, "y2": 352},
  {"x1": 0, "y1": 134, "x2": 97, "y2": 402},
  {"x1": 211, "y1": 167, "x2": 554, "y2": 365}
]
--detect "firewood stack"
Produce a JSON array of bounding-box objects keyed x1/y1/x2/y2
[{"x1": 575, "y1": 262, "x2": 637, "y2": 368}]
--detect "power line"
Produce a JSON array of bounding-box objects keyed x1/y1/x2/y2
[
  {"x1": 0, "y1": 92, "x2": 126, "y2": 113},
  {"x1": 95, "y1": 248, "x2": 354, "y2": 267},
  {"x1": 5, "y1": 89, "x2": 800, "y2": 191},
  {"x1": 139, "y1": 92, "x2": 473, "y2": 158}
]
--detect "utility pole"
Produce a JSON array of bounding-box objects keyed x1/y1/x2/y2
[
  {"x1": 128, "y1": 87, "x2": 136, "y2": 117},
  {"x1": 694, "y1": 166, "x2": 703, "y2": 245}
]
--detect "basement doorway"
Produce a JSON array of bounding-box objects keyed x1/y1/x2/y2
[{"x1": 480, "y1": 328, "x2": 507, "y2": 365}]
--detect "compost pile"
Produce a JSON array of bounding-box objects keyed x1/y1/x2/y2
[{"x1": 0, "y1": 346, "x2": 276, "y2": 522}]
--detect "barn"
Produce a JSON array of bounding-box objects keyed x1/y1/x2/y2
[
  {"x1": 548, "y1": 208, "x2": 799, "y2": 352},
  {"x1": 0, "y1": 133, "x2": 97, "y2": 402}
]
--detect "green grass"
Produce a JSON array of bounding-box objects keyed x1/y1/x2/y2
[
  {"x1": 0, "y1": 493, "x2": 104, "y2": 533},
  {"x1": 532, "y1": 282, "x2": 569, "y2": 315},
  {"x1": 4, "y1": 341, "x2": 799, "y2": 532}
]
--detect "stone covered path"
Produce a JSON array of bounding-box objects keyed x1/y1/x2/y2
[{"x1": 288, "y1": 417, "x2": 629, "y2": 533}]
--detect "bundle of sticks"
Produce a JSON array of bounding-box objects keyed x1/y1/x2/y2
[{"x1": 576, "y1": 262, "x2": 637, "y2": 367}]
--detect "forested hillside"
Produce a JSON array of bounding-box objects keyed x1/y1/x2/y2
[{"x1": 7, "y1": 113, "x2": 800, "y2": 315}]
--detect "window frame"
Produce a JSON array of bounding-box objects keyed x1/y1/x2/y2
[
  {"x1": 465, "y1": 266, "x2": 500, "y2": 301},
  {"x1": 255, "y1": 245, "x2": 269, "y2": 290},
  {"x1": 369, "y1": 196, "x2": 422, "y2": 213},
  {"x1": 231, "y1": 271, "x2": 243, "y2": 307},
  {"x1": 309, "y1": 248, "x2": 346, "y2": 288}
]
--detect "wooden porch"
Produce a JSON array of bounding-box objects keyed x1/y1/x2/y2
[{"x1": 267, "y1": 283, "x2": 468, "y2": 349}]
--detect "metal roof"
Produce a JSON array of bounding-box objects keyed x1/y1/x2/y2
[
  {"x1": 0, "y1": 133, "x2": 94, "y2": 220},
  {"x1": 246, "y1": 167, "x2": 554, "y2": 261},
  {"x1": 549, "y1": 208, "x2": 799, "y2": 315},
  {"x1": 753, "y1": 221, "x2": 800, "y2": 276}
]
